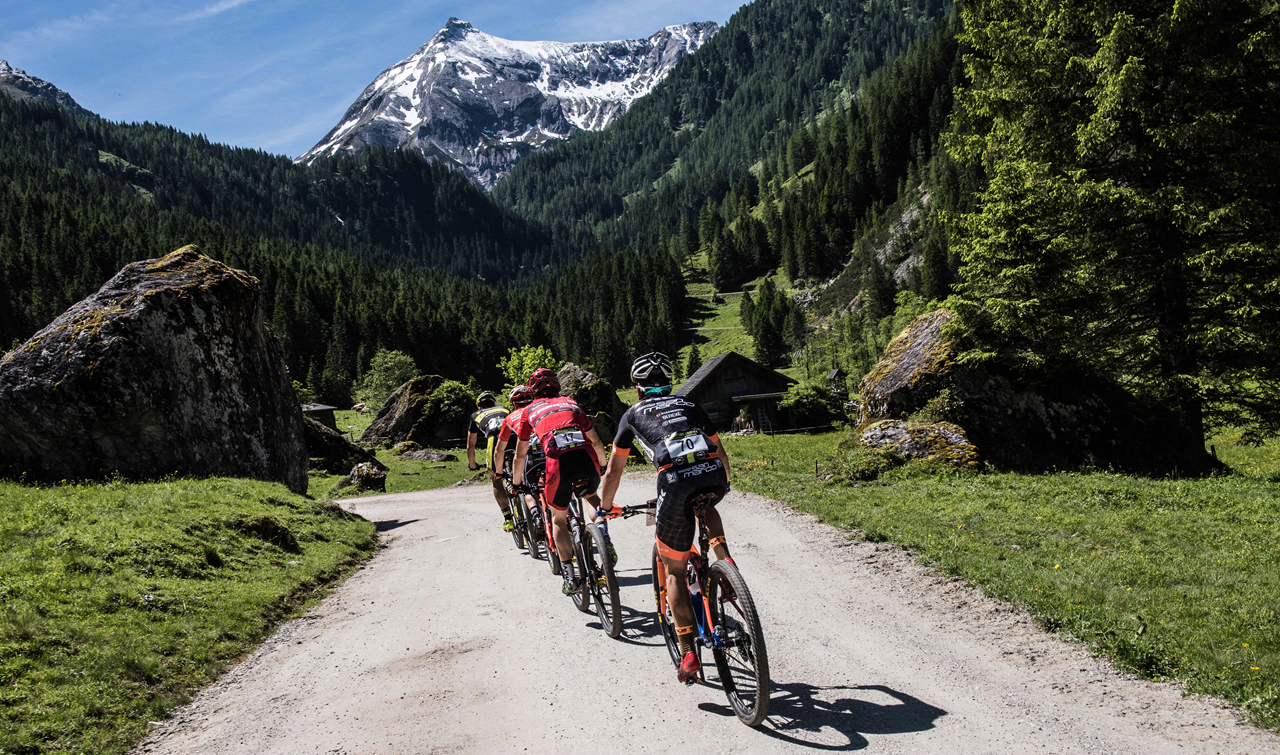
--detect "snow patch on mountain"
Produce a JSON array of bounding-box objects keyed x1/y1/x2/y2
[{"x1": 298, "y1": 18, "x2": 718, "y2": 188}]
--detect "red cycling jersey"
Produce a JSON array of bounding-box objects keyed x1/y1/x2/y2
[
  {"x1": 498, "y1": 407, "x2": 526, "y2": 445},
  {"x1": 517, "y1": 396, "x2": 596, "y2": 461}
]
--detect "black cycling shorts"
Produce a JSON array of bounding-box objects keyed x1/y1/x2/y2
[
  {"x1": 654, "y1": 458, "x2": 728, "y2": 559},
  {"x1": 543, "y1": 448, "x2": 600, "y2": 511}
]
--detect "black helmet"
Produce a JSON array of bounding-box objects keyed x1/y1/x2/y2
[
  {"x1": 630, "y1": 352, "x2": 674, "y2": 387},
  {"x1": 476, "y1": 391, "x2": 496, "y2": 408}
]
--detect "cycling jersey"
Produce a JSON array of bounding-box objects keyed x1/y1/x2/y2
[
  {"x1": 498, "y1": 407, "x2": 543, "y2": 474},
  {"x1": 517, "y1": 396, "x2": 596, "y2": 462},
  {"x1": 613, "y1": 395, "x2": 719, "y2": 469},
  {"x1": 615, "y1": 395, "x2": 726, "y2": 559},
  {"x1": 470, "y1": 406, "x2": 510, "y2": 469}
]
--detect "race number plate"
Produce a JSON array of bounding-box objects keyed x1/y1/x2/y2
[
  {"x1": 664, "y1": 430, "x2": 709, "y2": 458},
  {"x1": 551, "y1": 427, "x2": 586, "y2": 450}
]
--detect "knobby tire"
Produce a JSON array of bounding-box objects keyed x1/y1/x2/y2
[
  {"x1": 707, "y1": 559, "x2": 770, "y2": 727},
  {"x1": 588, "y1": 523, "x2": 621, "y2": 638}
]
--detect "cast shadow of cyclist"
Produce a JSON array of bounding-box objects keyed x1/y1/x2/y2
[{"x1": 699, "y1": 683, "x2": 946, "y2": 751}]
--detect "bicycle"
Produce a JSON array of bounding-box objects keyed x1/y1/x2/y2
[
  {"x1": 562, "y1": 477, "x2": 623, "y2": 637},
  {"x1": 514, "y1": 472, "x2": 560, "y2": 575},
  {"x1": 497, "y1": 470, "x2": 530, "y2": 551},
  {"x1": 648, "y1": 492, "x2": 770, "y2": 727}
]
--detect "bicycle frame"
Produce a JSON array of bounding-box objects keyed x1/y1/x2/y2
[{"x1": 655, "y1": 493, "x2": 736, "y2": 653}]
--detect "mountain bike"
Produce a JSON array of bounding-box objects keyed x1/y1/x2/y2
[
  {"x1": 562, "y1": 478, "x2": 622, "y2": 637},
  {"x1": 497, "y1": 470, "x2": 529, "y2": 551},
  {"x1": 649, "y1": 492, "x2": 770, "y2": 727},
  {"x1": 516, "y1": 471, "x2": 560, "y2": 574}
]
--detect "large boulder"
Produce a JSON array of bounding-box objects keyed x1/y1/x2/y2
[
  {"x1": 361, "y1": 376, "x2": 473, "y2": 447},
  {"x1": 303, "y1": 417, "x2": 385, "y2": 475},
  {"x1": 557, "y1": 363, "x2": 628, "y2": 442},
  {"x1": 855, "y1": 309, "x2": 1215, "y2": 475},
  {"x1": 0, "y1": 246, "x2": 307, "y2": 492},
  {"x1": 857, "y1": 310, "x2": 955, "y2": 426}
]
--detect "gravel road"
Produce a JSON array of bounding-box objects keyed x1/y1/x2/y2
[{"x1": 136, "y1": 474, "x2": 1278, "y2": 754}]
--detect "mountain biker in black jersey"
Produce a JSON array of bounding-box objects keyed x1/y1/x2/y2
[
  {"x1": 598, "y1": 352, "x2": 733, "y2": 684},
  {"x1": 467, "y1": 391, "x2": 513, "y2": 532}
]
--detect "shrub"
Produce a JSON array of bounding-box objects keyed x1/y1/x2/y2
[
  {"x1": 780, "y1": 382, "x2": 845, "y2": 427},
  {"x1": 425, "y1": 381, "x2": 476, "y2": 436}
]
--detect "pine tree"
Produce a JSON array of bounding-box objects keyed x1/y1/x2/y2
[{"x1": 955, "y1": 0, "x2": 1280, "y2": 440}]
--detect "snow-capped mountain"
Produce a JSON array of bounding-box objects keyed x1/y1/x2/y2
[
  {"x1": 0, "y1": 60, "x2": 94, "y2": 118},
  {"x1": 298, "y1": 18, "x2": 718, "y2": 188}
]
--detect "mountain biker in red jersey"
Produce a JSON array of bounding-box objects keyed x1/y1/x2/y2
[
  {"x1": 512, "y1": 368, "x2": 608, "y2": 596},
  {"x1": 493, "y1": 385, "x2": 544, "y2": 514},
  {"x1": 598, "y1": 352, "x2": 733, "y2": 684}
]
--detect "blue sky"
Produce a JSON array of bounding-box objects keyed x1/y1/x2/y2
[{"x1": 2, "y1": 0, "x2": 745, "y2": 158}]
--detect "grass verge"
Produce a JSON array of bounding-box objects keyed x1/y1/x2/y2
[
  {"x1": 0, "y1": 477, "x2": 377, "y2": 755},
  {"x1": 724, "y1": 432, "x2": 1280, "y2": 729}
]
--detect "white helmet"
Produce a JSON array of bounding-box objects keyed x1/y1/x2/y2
[{"x1": 630, "y1": 352, "x2": 674, "y2": 387}]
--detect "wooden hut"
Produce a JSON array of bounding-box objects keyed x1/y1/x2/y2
[
  {"x1": 301, "y1": 404, "x2": 339, "y2": 431},
  {"x1": 676, "y1": 352, "x2": 797, "y2": 433}
]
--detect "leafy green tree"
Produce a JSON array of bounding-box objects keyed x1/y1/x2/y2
[
  {"x1": 355, "y1": 349, "x2": 418, "y2": 408},
  {"x1": 291, "y1": 380, "x2": 316, "y2": 406},
  {"x1": 497, "y1": 345, "x2": 562, "y2": 391},
  {"x1": 953, "y1": 0, "x2": 1280, "y2": 441}
]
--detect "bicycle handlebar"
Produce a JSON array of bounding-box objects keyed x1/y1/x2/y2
[{"x1": 598, "y1": 502, "x2": 657, "y2": 521}]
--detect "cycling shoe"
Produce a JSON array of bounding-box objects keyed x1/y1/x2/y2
[{"x1": 677, "y1": 651, "x2": 701, "y2": 684}]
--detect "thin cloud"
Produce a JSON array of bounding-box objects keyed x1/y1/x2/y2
[{"x1": 175, "y1": 0, "x2": 257, "y2": 23}]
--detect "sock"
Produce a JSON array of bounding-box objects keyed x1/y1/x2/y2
[
  {"x1": 563, "y1": 560, "x2": 576, "y2": 583},
  {"x1": 710, "y1": 536, "x2": 730, "y2": 561},
  {"x1": 677, "y1": 627, "x2": 696, "y2": 655}
]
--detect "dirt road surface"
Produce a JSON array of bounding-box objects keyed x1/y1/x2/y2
[{"x1": 136, "y1": 474, "x2": 1278, "y2": 755}]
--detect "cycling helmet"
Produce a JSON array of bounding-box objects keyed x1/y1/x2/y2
[
  {"x1": 630, "y1": 352, "x2": 674, "y2": 387},
  {"x1": 476, "y1": 391, "x2": 496, "y2": 409},
  {"x1": 508, "y1": 385, "x2": 534, "y2": 408},
  {"x1": 526, "y1": 367, "x2": 561, "y2": 399}
]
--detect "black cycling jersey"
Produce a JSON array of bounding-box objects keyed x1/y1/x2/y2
[
  {"x1": 469, "y1": 406, "x2": 509, "y2": 440},
  {"x1": 613, "y1": 395, "x2": 719, "y2": 469}
]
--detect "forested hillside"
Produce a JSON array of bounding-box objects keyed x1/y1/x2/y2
[
  {"x1": 0, "y1": 98, "x2": 564, "y2": 283},
  {"x1": 0, "y1": 96, "x2": 684, "y2": 402},
  {"x1": 493, "y1": 0, "x2": 950, "y2": 249}
]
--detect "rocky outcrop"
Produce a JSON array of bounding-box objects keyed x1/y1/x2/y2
[
  {"x1": 858, "y1": 420, "x2": 980, "y2": 471},
  {"x1": 854, "y1": 309, "x2": 1215, "y2": 476},
  {"x1": 0, "y1": 246, "x2": 307, "y2": 491},
  {"x1": 557, "y1": 363, "x2": 628, "y2": 442},
  {"x1": 304, "y1": 417, "x2": 385, "y2": 475},
  {"x1": 857, "y1": 310, "x2": 955, "y2": 426},
  {"x1": 0, "y1": 60, "x2": 96, "y2": 119},
  {"x1": 361, "y1": 377, "x2": 474, "y2": 447},
  {"x1": 401, "y1": 449, "x2": 458, "y2": 462},
  {"x1": 349, "y1": 462, "x2": 386, "y2": 492}
]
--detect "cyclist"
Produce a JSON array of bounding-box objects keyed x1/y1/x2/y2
[
  {"x1": 512, "y1": 368, "x2": 608, "y2": 596},
  {"x1": 598, "y1": 352, "x2": 732, "y2": 684},
  {"x1": 467, "y1": 391, "x2": 512, "y2": 531},
  {"x1": 493, "y1": 385, "x2": 544, "y2": 517}
]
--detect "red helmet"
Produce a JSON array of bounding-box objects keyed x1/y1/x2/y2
[
  {"x1": 508, "y1": 385, "x2": 534, "y2": 408},
  {"x1": 526, "y1": 368, "x2": 561, "y2": 399}
]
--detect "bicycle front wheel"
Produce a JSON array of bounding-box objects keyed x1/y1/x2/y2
[
  {"x1": 570, "y1": 522, "x2": 592, "y2": 614},
  {"x1": 707, "y1": 559, "x2": 770, "y2": 727},
  {"x1": 650, "y1": 545, "x2": 682, "y2": 668},
  {"x1": 588, "y1": 523, "x2": 621, "y2": 637}
]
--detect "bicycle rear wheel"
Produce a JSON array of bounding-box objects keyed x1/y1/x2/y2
[
  {"x1": 570, "y1": 521, "x2": 592, "y2": 614},
  {"x1": 588, "y1": 523, "x2": 621, "y2": 637},
  {"x1": 509, "y1": 495, "x2": 527, "y2": 550},
  {"x1": 525, "y1": 503, "x2": 545, "y2": 560},
  {"x1": 707, "y1": 559, "x2": 770, "y2": 727},
  {"x1": 650, "y1": 545, "x2": 682, "y2": 668}
]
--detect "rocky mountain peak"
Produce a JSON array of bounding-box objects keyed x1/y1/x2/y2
[
  {"x1": 0, "y1": 60, "x2": 95, "y2": 119},
  {"x1": 297, "y1": 19, "x2": 719, "y2": 189}
]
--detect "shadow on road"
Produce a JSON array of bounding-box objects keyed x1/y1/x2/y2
[
  {"x1": 374, "y1": 519, "x2": 421, "y2": 533},
  {"x1": 587, "y1": 605, "x2": 665, "y2": 646},
  {"x1": 698, "y1": 682, "x2": 947, "y2": 751}
]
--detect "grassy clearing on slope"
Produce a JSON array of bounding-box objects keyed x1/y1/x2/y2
[
  {"x1": 723, "y1": 432, "x2": 1280, "y2": 729},
  {"x1": 308, "y1": 410, "x2": 474, "y2": 499},
  {"x1": 0, "y1": 477, "x2": 377, "y2": 755}
]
